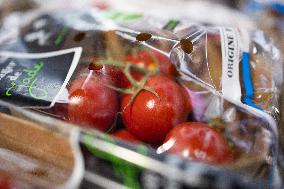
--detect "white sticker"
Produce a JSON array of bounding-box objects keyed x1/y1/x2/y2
[{"x1": 219, "y1": 27, "x2": 242, "y2": 102}]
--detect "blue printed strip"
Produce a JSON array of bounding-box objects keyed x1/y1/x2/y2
[
  {"x1": 241, "y1": 52, "x2": 263, "y2": 110},
  {"x1": 244, "y1": 1, "x2": 284, "y2": 15},
  {"x1": 271, "y1": 3, "x2": 284, "y2": 14}
]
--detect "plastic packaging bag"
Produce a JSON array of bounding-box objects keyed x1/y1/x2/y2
[
  {"x1": 0, "y1": 99, "x2": 276, "y2": 189},
  {"x1": 0, "y1": 3, "x2": 283, "y2": 188}
]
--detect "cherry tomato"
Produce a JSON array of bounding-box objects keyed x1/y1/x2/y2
[
  {"x1": 0, "y1": 172, "x2": 12, "y2": 189},
  {"x1": 111, "y1": 129, "x2": 142, "y2": 144},
  {"x1": 120, "y1": 50, "x2": 176, "y2": 88},
  {"x1": 88, "y1": 64, "x2": 123, "y2": 87},
  {"x1": 121, "y1": 75, "x2": 191, "y2": 144},
  {"x1": 74, "y1": 56, "x2": 123, "y2": 87},
  {"x1": 51, "y1": 103, "x2": 69, "y2": 120},
  {"x1": 158, "y1": 122, "x2": 230, "y2": 164},
  {"x1": 152, "y1": 51, "x2": 177, "y2": 77},
  {"x1": 68, "y1": 75, "x2": 119, "y2": 131}
]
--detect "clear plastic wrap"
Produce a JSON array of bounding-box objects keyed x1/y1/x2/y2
[{"x1": 0, "y1": 3, "x2": 283, "y2": 188}]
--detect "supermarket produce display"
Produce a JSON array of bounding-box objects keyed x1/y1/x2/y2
[{"x1": 0, "y1": 0, "x2": 283, "y2": 188}]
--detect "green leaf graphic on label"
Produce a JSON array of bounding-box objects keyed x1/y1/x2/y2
[
  {"x1": 84, "y1": 134, "x2": 142, "y2": 189},
  {"x1": 164, "y1": 19, "x2": 180, "y2": 31},
  {"x1": 54, "y1": 26, "x2": 69, "y2": 46},
  {"x1": 104, "y1": 10, "x2": 143, "y2": 21}
]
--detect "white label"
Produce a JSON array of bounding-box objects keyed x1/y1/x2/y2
[{"x1": 219, "y1": 27, "x2": 241, "y2": 102}]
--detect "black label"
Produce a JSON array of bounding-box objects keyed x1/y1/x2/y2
[
  {"x1": 20, "y1": 15, "x2": 69, "y2": 52},
  {"x1": 0, "y1": 48, "x2": 82, "y2": 108}
]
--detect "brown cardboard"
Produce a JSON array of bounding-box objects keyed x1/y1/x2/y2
[{"x1": 0, "y1": 112, "x2": 75, "y2": 187}]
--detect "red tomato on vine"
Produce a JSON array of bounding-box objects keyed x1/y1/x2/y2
[
  {"x1": 68, "y1": 75, "x2": 119, "y2": 131},
  {"x1": 121, "y1": 75, "x2": 191, "y2": 144}
]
